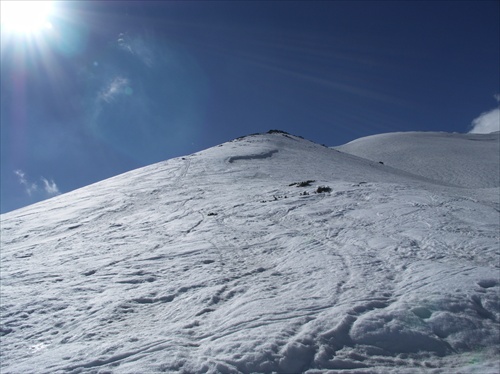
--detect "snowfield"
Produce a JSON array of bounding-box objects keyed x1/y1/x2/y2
[
  {"x1": 1, "y1": 131, "x2": 499, "y2": 373},
  {"x1": 335, "y1": 131, "x2": 500, "y2": 189}
]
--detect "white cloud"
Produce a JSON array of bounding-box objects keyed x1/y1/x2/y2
[
  {"x1": 469, "y1": 94, "x2": 500, "y2": 134},
  {"x1": 14, "y1": 169, "x2": 38, "y2": 196},
  {"x1": 41, "y1": 177, "x2": 60, "y2": 196},
  {"x1": 98, "y1": 76, "x2": 131, "y2": 103},
  {"x1": 14, "y1": 170, "x2": 60, "y2": 198},
  {"x1": 469, "y1": 107, "x2": 500, "y2": 134}
]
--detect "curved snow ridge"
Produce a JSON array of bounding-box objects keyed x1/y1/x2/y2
[{"x1": 227, "y1": 149, "x2": 279, "y2": 163}]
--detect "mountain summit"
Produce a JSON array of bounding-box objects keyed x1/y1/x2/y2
[{"x1": 1, "y1": 131, "x2": 499, "y2": 373}]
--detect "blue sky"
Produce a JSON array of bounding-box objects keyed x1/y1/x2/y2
[{"x1": 1, "y1": 0, "x2": 499, "y2": 213}]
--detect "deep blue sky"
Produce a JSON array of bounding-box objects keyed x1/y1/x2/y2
[{"x1": 1, "y1": 0, "x2": 499, "y2": 213}]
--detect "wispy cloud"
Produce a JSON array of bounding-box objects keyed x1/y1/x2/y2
[
  {"x1": 117, "y1": 33, "x2": 155, "y2": 68},
  {"x1": 98, "y1": 76, "x2": 132, "y2": 103},
  {"x1": 469, "y1": 95, "x2": 500, "y2": 134},
  {"x1": 14, "y1": 170, "x2": 38, "y2": 196},
  {"x1": 14, "y1": 170, "x2": 60, "y2": 198},
  {"x1": 41, "y1": 177, "x2": 60, "y2": 195}
]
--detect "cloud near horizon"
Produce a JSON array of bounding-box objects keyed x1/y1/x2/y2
[
  {"x1": 41, "y1": 177, "x2": 60, "y2": 195},
  {"x1": 469, "y1": 108, "x2": 500, "y2": 134},
  {"x1": 14, "y1": 170, "x2": 60, "y2": 198},
  {"x1": 469, "y1": 95, "x2": 500, "y2": 134}
]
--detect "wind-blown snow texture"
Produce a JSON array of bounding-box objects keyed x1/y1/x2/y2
[{"x1": 1, "y1": 131, "x2": 499, "y2": 373}]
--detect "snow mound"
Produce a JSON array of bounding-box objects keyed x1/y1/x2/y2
[
  {"x1": 1, "y1": 131, "x2": 499, "y2": 373},
  {"x1": 335, "y1": 131, "x2": 500, "y2": 188}
]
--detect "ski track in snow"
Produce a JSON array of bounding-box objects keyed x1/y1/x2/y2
[{"x1": 1, "y1": 132, "x2": 499, "y2": 373}]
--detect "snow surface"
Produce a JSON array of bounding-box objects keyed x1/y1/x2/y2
[
  {"x1": 1, "y1": 131, "x2": 499, "y2": 373},
  {"x1": 335, "y1": 131, "x2": 500, "y2": 189}
]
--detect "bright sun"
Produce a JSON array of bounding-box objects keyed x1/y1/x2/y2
[{"x1": 1, "y1": 0, "x2": 54, "y2": 35}]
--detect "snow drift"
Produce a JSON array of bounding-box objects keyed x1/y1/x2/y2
[{"x1": 1, "y1": 131, "x2": 499, "y2": 373}]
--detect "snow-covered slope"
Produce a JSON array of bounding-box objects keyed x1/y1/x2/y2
[
  {"x1": 335, "y1": 131, "x2": 500, "y2": 188},
  {"x1": 1, "y1": 131, "x2": 499, "y2": 373}
]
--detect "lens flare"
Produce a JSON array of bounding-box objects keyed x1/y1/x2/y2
[{"x1": 1, "y1": 0, "x2": 54, "y2": 35}]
